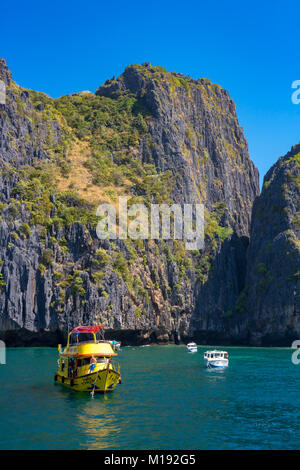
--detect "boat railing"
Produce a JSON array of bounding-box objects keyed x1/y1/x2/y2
[
  {"x1": 69, "y1": 340, "x2": 99, "y2": 346},
  {"x1": 61, "y1": 340, "x2": 112, "y2": 350},
  {"x1": 110, "y1": 361, "x2": 121, "y2": 375}
]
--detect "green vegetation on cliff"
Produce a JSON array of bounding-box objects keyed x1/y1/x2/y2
[{"x1": 0, "y1": 59, "x2": 260, "y2": 338}]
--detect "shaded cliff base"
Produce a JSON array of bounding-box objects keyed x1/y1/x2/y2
[{"x1": 0, "y1": 328, "x2": 298, "y2": 347}]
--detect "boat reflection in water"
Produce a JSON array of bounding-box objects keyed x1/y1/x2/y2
[{"x1": 75, "y1": 398, "x2": 121, "y2": 449}]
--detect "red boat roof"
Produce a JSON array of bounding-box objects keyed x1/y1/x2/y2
[{"x1": 71, "y1": 326, "x2": 104, "y2": 334}]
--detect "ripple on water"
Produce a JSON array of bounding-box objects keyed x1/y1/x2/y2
[{"x1": 0, "y1": 345, "x2": 299, "y2": 449}]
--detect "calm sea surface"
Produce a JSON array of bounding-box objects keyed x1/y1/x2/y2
[{"x1": 0, "y1": 345, "x2": 299, "y2": 450}]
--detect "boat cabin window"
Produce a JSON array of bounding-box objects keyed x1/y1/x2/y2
[
  {"x1": 77, "y1": 358, "x2": 91, "y2": 367},
  {"x1": 205, "y1": 352, "x2": 226, "y2": 359},
  {"x1": 63, "y1": 357, "x2": 76, "y2": 378},
  {"x1": 69, "y1": 332, "x2": 95, "y2": 345},
  {"x1": 97, "y1": 357, "x2": 106, "y2": 363},
  {"x1": 77, "y1": 357, "x2": 107, "y2": 367}
]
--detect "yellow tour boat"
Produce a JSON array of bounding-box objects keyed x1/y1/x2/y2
[{"x1": 54, "y1": 326, "x2": 121, "y2": 393}]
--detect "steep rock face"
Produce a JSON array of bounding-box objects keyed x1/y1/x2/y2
[
  {"x1": 238, "y1": 145, "x2": 300, "y2": 345},
  {"x1": 0, "y1": 60, "x2": 260, "y2": 345},
  {"x1": 189, "y1": 233, "x2": 250, "y2": 344},
  {"x1": 97, "y1": 64, "x2": 259, "y2": 235},
  {"x1": 0, "y1": 59, "x2": 62, "y2": 168},
  {"x1": 0, "y1": 219, "x2": 195, "y2": 344}
]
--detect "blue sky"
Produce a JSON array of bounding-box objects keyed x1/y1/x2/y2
[{"x1": 1, "y1": 0, "x2": 299, "y2": 183}]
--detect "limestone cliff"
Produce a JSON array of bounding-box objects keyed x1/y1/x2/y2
[
  {"x1": 96, "y1": 63, "x2": 259, "y2": 235},
  {"x1": 236, "y1": 144, "x2": 300, "y2": 345},
  {"x1": 3, "y1": 58, "x2": 291, "y2": 346}
]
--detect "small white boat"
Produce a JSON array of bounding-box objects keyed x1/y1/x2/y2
[
  {"x1": 186, "y1": 342, "x2": 198, "y2": 353},
  {"x1": 109, "y1": 340, "x2": 121, "y2": 351},
  {"x1": 204, "y1": 350, "x2": 229, "y2": 368}
]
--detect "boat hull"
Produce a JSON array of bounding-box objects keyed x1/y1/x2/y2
[
  {"x1": 204, "y1": 359, "x2": 228, "y2": 368},
  {"x1": 54, "y1": 367, "x2": 121, "y2": 392}
]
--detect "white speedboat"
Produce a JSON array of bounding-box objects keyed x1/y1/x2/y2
[
  {"x1": 186, "y1": 342, "x2": 198, "y2": 353},
  {"x1": 204, "y1": 350, "x2": 229, "y2": 368}
]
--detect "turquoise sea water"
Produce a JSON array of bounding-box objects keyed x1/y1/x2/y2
[{"x1": 0, "y1": 345, "x2": 299, "y2": 450}]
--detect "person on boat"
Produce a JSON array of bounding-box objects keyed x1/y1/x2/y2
[
  {"x1": 88, "y1": 355, "x2": 97, "y2": 374},
  {"x1": 68, "y1": 358, "x2": 75, "y2": 378}
]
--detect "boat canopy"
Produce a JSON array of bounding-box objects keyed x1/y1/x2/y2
[
  {"x1": 62, "y1": 325, "x2": 117, "y2": 357},
  {"x1": 71, "y1": 326, "x2": 104, "y2": 334}
]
